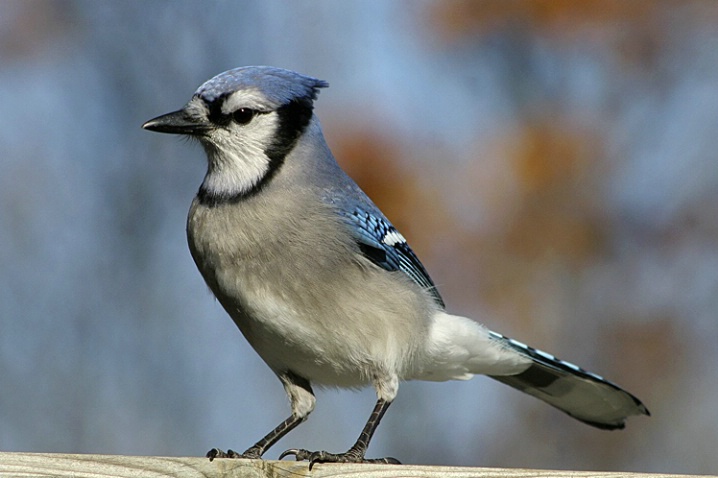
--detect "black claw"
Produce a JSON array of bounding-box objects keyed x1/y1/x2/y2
[
  {"x1": 206, "y1": 448, "x2": 223, "y2": 461},
  {"x1": 278, "y1": 448, "x2": 309, "y2": 461}
]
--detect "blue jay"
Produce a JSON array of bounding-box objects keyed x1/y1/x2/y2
[{"x1": 143, "y1": 66, "x2": 648, "y2": 467}]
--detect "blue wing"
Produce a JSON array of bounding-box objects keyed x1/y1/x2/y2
[{"x1": 344, "y1": 208, "x2": 445, "y2": 308}]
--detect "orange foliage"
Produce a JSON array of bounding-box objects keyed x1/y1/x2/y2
[
  {"x1": 502, "y1": 121, "x2": 606, "y2": 264},
  {"x1": 428, "y1": 0, "x2": 703, "y2": 42}
]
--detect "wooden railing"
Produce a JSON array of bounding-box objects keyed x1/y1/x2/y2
[{"x1": 0, "y1": 452, "x2": 708, "y2": 478}]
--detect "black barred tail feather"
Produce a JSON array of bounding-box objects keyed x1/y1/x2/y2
[{"x1": 487, "y1": 332, "x2": 649, "y2": 429}]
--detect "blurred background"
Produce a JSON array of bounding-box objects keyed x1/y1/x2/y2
[{"x1": 1, "y1": 0, "x2": 717, "y2": 474}]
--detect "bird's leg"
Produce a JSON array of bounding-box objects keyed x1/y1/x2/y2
[
  {"x1": 208, "y1": 371, "x2": 314, "y2": 461},
  {"x1": 280, "y1": 398, "x2": 400, "y2": 469},
  {"x1": 207, "y1": 413, "x2": 306, "y2": 460}
]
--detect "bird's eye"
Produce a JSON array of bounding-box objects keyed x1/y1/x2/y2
[{"x1": 232, "y1": 108, "x2": 256, "y2": 125}]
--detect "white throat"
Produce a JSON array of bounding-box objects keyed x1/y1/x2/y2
[{"x1": 201, "y1": 140, "x2": 271, "y2": 197}]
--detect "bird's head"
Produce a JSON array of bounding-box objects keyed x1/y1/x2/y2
[{"x1": 143, "y1": 66, "x2": 328, "y2": 202}]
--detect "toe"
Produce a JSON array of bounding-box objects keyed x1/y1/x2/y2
[
  {"x1": 206, "y1": 448, "x2": 251, "y2": 460},
  {"x1": 206, "y1": 448, "x2": 224, "y2": 461},
  {"x1": 366, "y1": 456, "x2": 401, "y2": 465},
  {"x1": 279, "y1": 448, "x2": 311, "y2": 461}
]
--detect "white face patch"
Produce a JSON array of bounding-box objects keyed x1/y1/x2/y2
[{"x1": 200, "y1": 111, "x2": 280, "y2": 197}]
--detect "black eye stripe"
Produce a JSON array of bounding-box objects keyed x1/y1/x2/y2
[
  {"x1": 204, "y1": 96, "x2": 260, "y2": 126},
  {"x1": 207, "y1": 103, "x2": 229, "y2": 125}
]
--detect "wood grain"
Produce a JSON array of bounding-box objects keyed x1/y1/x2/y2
[{"x1": 0, "y1": 452, "x2": 705, "y2": 478}]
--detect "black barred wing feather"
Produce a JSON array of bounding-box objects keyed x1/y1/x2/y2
[{"x1": 344, "y1": 208, "x2": 445, "y2": 308}]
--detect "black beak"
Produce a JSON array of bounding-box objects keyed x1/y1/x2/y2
[{"x1": 142, "y1": 109, "x2": 211, "y2": 135}]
